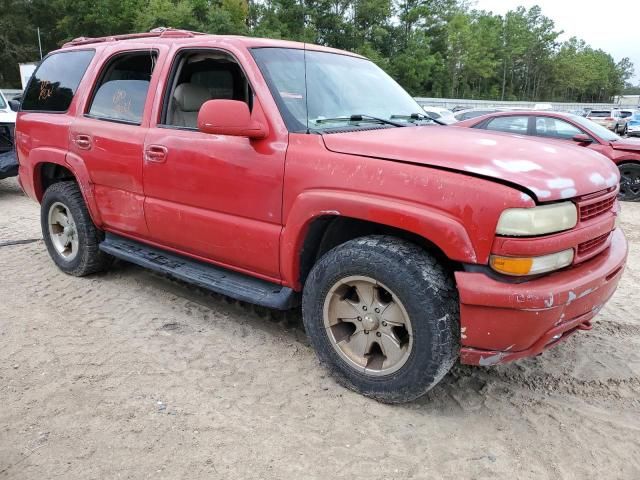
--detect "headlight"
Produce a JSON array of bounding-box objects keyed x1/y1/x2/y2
[
  {"x1": 490, "y1": 249, "x2": 574, "y2": 276},
  {"x1": 496, "y1": 202, "x2": 577, "y2": 236}
]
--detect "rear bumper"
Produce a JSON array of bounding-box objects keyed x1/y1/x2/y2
[{"x1": 455, "y1": 228, "x2": 628, "y2": 366}]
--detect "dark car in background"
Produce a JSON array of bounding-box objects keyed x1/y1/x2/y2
[{"x1": 455, "y1": 110, "x2": 640, "y2": 201}]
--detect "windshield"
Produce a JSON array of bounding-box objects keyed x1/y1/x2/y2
[
  {"x1": 569, "y1": 114, "x2": 620, "y2": 141},
  {"x1": 251, "y1": 48, "x2": 425, "y2": 132}
]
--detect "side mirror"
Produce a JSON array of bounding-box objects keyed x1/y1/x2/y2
[
  {"x1": 8, "y1": 99, "x2": 20, "y2": 112},
  {"x1": 197, "y1": 100, "x2": 267, "y2": 139},
  {"x1": 572, "y1": 133, "x2": 593, "y2": 144}
]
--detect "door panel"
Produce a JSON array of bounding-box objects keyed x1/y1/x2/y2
[
  {"x1": 69, "y1": 117, "x2": 149, "y2": 236},
  {"x1": 142, "y1": 47, "x2": 287, "y2": 280},
  {"x1": 68, "y1": 45, "x2": 168, "y2": 237},
  {"x1": 143, "y1": 121, "x2": 286, "y2": 279}
]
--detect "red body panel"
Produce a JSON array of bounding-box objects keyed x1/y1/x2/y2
[
  {"x1": 15, "y1": 33, "x2": 628, "y2": 368},
  {"x1": 458, "y1": 228, "x2": 627, "y2": 365}
]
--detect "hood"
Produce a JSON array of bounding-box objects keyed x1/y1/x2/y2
[
  {"x1": 611, "y1": 138, "x2": 640, "y2": 152},
  {"x1": 322, "y1": 126, "x2": 618, "y2": 202},
  {"x1": 0, "y1": 109, "x2": 16, "y2": 124}
]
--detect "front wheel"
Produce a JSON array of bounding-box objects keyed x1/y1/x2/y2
[
  {"x1": 41, "y1": 181, "x2": 112, "y2": 275},
  {"x1": 618, "y1": 164, "x2": 640, "y2": 201},
  {"x1": 302, "y1": 236, "x2": 459, "y2": 403}
]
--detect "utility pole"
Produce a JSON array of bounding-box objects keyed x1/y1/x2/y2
[{"x1": 37, "y1": 27, "x2": 43, "y2": 60}]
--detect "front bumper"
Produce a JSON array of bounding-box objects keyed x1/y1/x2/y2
[{"x1": 455, "y1": 228, "x2": 628, "y2": 366}]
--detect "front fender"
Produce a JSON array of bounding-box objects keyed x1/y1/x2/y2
[{"x1": 280, "y1": 189, "x2": 477, "y2": 289}]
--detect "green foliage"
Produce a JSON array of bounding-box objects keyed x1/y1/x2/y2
[{"x1": 1, "y1": 0, "x2": 635, "y2": 102}]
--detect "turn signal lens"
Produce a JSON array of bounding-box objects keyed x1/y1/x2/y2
[{"x1": 490, "y1": 249, "x2": 574, "y2": 276}]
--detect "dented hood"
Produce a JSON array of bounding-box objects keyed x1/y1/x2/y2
[
  {"x1": 611, "y1": 138, "x2": 640, "y2": 152},
  {"x1": 322, "y1": 126, "x2": 619, "y2": 202}
]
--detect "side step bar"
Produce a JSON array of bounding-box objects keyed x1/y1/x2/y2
[{"x1": 99, "y1": 233, "x2": 300, "y2": 310}]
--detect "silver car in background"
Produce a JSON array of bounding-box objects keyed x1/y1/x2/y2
[{"x1": 587, "y1": 109, "x2": 627, "y2": 134}]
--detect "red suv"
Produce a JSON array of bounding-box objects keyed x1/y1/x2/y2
[{"x1": 15, "y1": 29, "x2": 628, "y2": 402}]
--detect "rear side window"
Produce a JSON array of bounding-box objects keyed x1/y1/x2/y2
[
  {"x1": 87, "y1": 51, "x2": 157, "y2": 125},
  {"x1": 22, "y1": 50, "x2": 95, "y2": 112}
]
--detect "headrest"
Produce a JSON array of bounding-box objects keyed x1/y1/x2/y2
[{"x1": 173, "y1": 83, "x2": 211, "y2": 112}]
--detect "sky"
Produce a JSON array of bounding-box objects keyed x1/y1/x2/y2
[{"x1": 473, "y1": 0, "x2": 640, "y2": 84}]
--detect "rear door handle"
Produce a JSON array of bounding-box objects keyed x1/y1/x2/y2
[
  {"x1": 144, "y1": 145, "x2": 168, "y2": 163},
  {"x1": 74, "y1": 134, "x2": 92, "y2": 150}
]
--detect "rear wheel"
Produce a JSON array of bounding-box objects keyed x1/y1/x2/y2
[
  {"x1": 41, "y1": 181, "x2": 112, "y2": 275},
  {"x1": 618, "y1": 164, "x2": 640, "y2": 201},
  {"x1": 302, "y1": 235, "x2": 459, "y2": 403}
]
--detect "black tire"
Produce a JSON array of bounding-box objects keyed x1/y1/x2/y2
[
  {"x1": 41, "y1": 181, "x2": 112, "y2": 275},
  {"x1": 618, "y1": 164, "x2": 640, "y2": 202},
  {"x1": 302, "y1": 235, "x2": 459, "y2": 403}
]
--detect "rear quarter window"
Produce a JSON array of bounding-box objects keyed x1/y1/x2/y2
[{"x1": 21, "y1": 50, "x2": 95, "y2": 112}]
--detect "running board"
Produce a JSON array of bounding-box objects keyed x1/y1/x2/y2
[{"x1": 99, "y1": 233, "x2": 300, "y2": 310}]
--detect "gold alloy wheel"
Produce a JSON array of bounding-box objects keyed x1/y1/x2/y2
[
  {"x1": 323, "y1": 275, "x2": 413, "y2": 376},
  {"x1": 47, "y1": 201, "x2": 80, "y2": 262}
]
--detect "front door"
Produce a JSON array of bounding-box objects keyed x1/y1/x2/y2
[{"x1": 142, "y1": 47, "x2": 286, "y2": 281}]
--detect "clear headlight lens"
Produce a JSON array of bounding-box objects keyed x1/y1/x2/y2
[
  {"x1": 496, "y1": 202, "x2": 577, "y2": 236},
  {"x1": 490, "y1": 249, "x2": 574, "y2": 276}
]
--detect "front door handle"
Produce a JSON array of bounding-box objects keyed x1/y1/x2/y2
[
  {"x1": 144, "y1": 145, "x2": 168, "y2": 164},
  {"x1": 74, "y1": 134, "x2": 92, "y2": 150}
]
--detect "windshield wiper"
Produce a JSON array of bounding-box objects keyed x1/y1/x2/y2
[
  {"x1": 314, "y1": 114, "x2": 405, "y2": 127},
  {"x1": 391, "y1": 113, "x2": 446, "y2": 126}
]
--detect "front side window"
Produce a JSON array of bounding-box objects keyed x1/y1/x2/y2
[
  {"x1": 535, "y1": 117, "x2": 583, "y2": 140},
  {"x1": 161, "y1": 49, "x2": 252, "y2": 129},
  {"x1": 87, "y1": 51, "x2": 157, "y2": 124},
  {"x1": 22, "y1": 50, "x2": 95, "y2": 112},
  {"x1": 485, "y1": 116, "x2": 529, "y2": 134},
  {"x1": 251, "y1": 48, "x2": 425, "y2": 132},
  {"x1": 0, "y1": 93, "x2": 6, "y2": 110}
]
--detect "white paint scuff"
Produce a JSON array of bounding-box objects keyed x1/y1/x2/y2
[{"x1": 493, "y1": 159, "x2": 542, "y2": 173}]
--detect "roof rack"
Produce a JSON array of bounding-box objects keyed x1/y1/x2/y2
[{"x1": 62, "y1": 27, "x2": 204, "y2": 48}]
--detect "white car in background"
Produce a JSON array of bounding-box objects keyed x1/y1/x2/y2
[
  {"x1": 421, "y1": 105, "x2": 457, "y2": 124},
  {"x1": 0, "y1": 90, "x2": 17, "y2": 153}
]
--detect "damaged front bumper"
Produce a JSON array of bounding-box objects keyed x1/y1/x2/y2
[{"x1": 455, "y1": 228, "x2": 628, "y2": 366}]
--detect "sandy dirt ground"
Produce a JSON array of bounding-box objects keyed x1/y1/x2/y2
[{"x1": 0, "y1": 176, "x2": 639, "y2": 480}]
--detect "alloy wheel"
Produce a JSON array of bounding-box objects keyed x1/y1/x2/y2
[
  {"x1": 323, "y1": 275, "x2": 413, "y2": 376},
  {"x1": 47, "y1": 201, "x2": 80, "y2": 261}
]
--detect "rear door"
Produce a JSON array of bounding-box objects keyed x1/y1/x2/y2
[{"x1": 69, "y1": 45, "x2": 167, "y2": 237}]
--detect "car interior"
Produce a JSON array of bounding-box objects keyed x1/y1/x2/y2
[{"x1": 164, "y1": 51, "x2": 252, "y2": 129}]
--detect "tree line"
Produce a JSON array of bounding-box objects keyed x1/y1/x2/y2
[{"x1": 1, "y1": 0, "x2": 635, "y2": 102}]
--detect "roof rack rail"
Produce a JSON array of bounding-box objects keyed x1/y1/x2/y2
[{"x1": 62, "y1": 27, "x2": 204, "y2": 48}]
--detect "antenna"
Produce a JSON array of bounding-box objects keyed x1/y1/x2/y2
[
  {"x1": 302, "y1": 0, "x2": 310, "y2": 133},
  {"x1": 304, "y1": 44, "x2": 310, "y2": 133}
]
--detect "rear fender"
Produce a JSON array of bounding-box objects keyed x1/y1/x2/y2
[
  {"x1": 30, "y1": 148, "x2": 103, "y2": 227},
  {"x1": 280, "y1": 190, "x2": 476, "y2": 289}
]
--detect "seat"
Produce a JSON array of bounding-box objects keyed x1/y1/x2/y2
[{"x1": 170, "y1": 83, "x2": 211, "y2": 128}]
